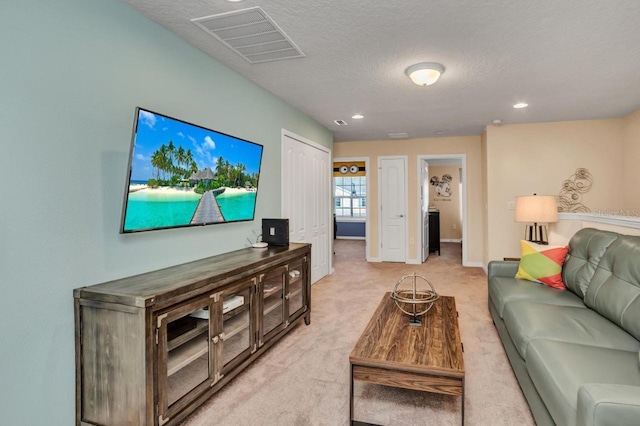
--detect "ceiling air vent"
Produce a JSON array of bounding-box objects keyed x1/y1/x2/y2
[
  {"x1": 387, "y1": 132, "x2": 409, "y2": 139},
  {"x1": 192, "y1": 7, "x2": 305, "y2": 64},
  {"x1": 334, "y1": 120, "x2": 348, "y2": 126}
]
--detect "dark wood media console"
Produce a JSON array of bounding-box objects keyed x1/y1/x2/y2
[{"x1": 74, "y1": 243, "x2": 311, "y2": 426}]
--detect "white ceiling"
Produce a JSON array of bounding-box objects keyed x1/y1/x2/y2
[{"x1": 122, "y1": 0, "x2": 640, "y2": 142}]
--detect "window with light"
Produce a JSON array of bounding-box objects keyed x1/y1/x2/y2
[{"x1": 333, "y1": 162, "x2": 366, "y2": 218}]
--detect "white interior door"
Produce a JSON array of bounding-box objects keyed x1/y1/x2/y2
[
  {"x1": 282, "y1": 132, "x2": 330, "y2": 284},
  {"x1": 380, "y1": 157, "x2": 406, "y2": 262},
  {"x1": 421, "y1": 159, "x2": 430, "y2": 262}
]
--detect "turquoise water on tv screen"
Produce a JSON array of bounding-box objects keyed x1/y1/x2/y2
[
  {"x1": 123, "y1": 189, "x2": 257, "y2": 232},
  {"x1": 123, "y1": 190, "x2": 201, "y2": 231},
  {"x1": 217, "y1": 191, "x2": 256, "y2": 222}
]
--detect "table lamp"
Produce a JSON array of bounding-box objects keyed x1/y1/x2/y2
[{"x1": 514, "y1": 194, "x2": 558, "y2": 245}]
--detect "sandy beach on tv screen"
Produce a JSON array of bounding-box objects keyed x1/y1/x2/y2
[{"x1": 130, "y1": 185, "x2": 253, "y2": 196}]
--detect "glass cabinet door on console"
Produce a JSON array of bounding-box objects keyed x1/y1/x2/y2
[
  {"x1": 219, "y1": 280, "x2": 255, "y2": 375},
  {"x1": 286, "y1": 257, "x2": 307, "y2": 324},
  {"x1": 155, "y1": 281, "x2": 257, "y2": 424},
  {"x1": 259, "y1": 265, "x2": 287, "y2": 346},
  {"x1": 156, "y1": 294, "x2": 218, "y2": 425}
]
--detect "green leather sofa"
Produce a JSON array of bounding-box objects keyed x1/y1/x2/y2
[{"x1": 488, "y1": 228, "x2": 640, "y2": 426}]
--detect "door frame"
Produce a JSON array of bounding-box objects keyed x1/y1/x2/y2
[
  {"x1": 378, "y1": 155, "x2": 409, "y2": 263},
  {"x1": 281, "y1": 129, "x2": 334, "y2": 278},
  {"x1": 333, "y1": 156, "x2": 370, "y2": 261},
  {"x1": 416, "y1": 154, "x2": 469, "y2": 266},
  {"x1": 420, "y1": 158, "x2": 429, "y2": 262}
]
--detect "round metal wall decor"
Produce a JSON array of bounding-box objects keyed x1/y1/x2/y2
[{"x1": 390, "y1": 273, "x2": 439, "y2": 326}]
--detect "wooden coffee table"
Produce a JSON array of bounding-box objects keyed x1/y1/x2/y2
[{"x1": 349, "y1": 293, "x2": 465, "y2": 425}]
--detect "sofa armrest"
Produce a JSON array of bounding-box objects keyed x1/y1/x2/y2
[
  {"x1": 487, "y1": 260, "x2": 519, "y2": 279},
  {"x1": 577, "y1": 383, "x2": 640, "y2": 426}
]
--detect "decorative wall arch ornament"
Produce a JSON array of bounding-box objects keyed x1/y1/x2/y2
[{"x1": 557, "y1": 168, "x2": 593, "y2": 212}]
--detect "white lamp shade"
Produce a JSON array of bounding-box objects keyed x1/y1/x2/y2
[
  {"x1": 405, "y1": 63, "x2": 445, "y2": 86},
  {"x1": 514, "y1": 195, "x2": 559, "y2": 223}
]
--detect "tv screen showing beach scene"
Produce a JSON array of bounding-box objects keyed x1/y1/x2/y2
[{"x1": 120, "y1": 108, "x2": 263, "y2": 233}]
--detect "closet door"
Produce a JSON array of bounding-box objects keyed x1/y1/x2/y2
[{"x1": 282, "y1": 132, "x2": 330, "y2": 284}]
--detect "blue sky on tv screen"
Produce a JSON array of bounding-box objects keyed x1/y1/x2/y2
[{"x1": 130, "y1": 109, "x2": 263, "y2": 181}]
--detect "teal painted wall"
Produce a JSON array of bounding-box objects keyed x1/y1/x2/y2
[{"x1": 0, "y1": 1, "x2": 332, "y2": 424}]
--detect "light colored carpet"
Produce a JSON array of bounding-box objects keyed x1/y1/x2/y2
[{"x1": 182, "y1": 241, "x2": 535, "y2": 425}]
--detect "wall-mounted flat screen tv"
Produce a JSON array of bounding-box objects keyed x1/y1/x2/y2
[{"x1": 120, "y1": 107, "x2": 263, "y2": 233}]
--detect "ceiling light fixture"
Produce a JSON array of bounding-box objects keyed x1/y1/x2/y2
[
  {"x1": 352, "y1": 114, "x2": 364, "y2": 119},
  {"x1": 513, "y1": 102, "x2": 528, "y2": 109},
  {"x1": 405, "y1": 62, "x2": 445, "y2": 86}
]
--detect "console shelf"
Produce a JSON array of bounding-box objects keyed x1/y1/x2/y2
[
  {"x1": 168, "y1": 333, "x2": 208, "y2": 376},
  {"x1": 224, "y1": 311, "x2": 249, "y2": 340},
  {"x1": 168, "y1": 319, "x2": 208, "y2": 351},
  {"x1": 74, "y1": 243, "x2": 311, "y2": 426},
  {"x1": 264, "y1": 297, "x2": 283, "y2": 315}
]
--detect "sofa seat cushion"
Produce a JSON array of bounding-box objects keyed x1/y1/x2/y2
[
  {"x1": 489, "y1": 276, "x2": 585, "y2": 318},
  {"x1": 503, "y1": 301, "x2": 640, "y2": 359},
  {"x1": 577, "y1": 383, "x2": 640, "y2": 426},
  {"x1": 526, "y1": 340, "x2": 640, "y2": 426}
]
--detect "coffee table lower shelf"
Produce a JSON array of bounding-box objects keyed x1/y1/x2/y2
[{"x1": 349, "y1": 363, "x2": 464, "y2": 425}]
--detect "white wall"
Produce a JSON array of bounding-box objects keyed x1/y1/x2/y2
[{"x1": 0, "y1": 1, "x2": 332, "y2": 424}]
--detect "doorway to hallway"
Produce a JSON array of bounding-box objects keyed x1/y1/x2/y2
[{"x1": 418, "y1": 154, "x2": 467, "y2": 266}]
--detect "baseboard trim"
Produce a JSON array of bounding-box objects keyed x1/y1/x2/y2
[
  {"x1": 367, "y1": 257, "x2": 381, "y2": 263},
  {"x1": 336, "y1": 236, "x2": 366, "y2": 240},
  {"x1": 406, "y1": 258, "x2": 421, "y2": 265},
  {"x1": 463, "y1": 261, "x2": 484, "y2": 268},
  {"x1": 441, "y1": 239, "x2": 462, "y2": 243}
]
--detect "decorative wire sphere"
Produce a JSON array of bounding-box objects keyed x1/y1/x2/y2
[{"x1": 390, "y1": 273, "x2": 439, "y2": 326}]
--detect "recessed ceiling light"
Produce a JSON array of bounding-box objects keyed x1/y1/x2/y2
[
  {"x1": 352, "y1": 114, "x2": 364, "y2": 119},
  {"x1": 492, "y1": 119, "x2": 503, "y2": 125},
  {"x1": 225, "y1": 0, "x2": 245, "y2": 2},
  {"x1": 513, "y1": 102, "x2": 528, "y2": 109},
  {"x1": 435, "y1": 131, "x2": 445, "y2": 135}
]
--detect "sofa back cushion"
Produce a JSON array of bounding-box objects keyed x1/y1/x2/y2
[
  {"x1": 584, "y1": 235, "x2": 640, "y2": 341},
  {"x1": 562, "y1": 228, "x2": 619, "y2": 298}
]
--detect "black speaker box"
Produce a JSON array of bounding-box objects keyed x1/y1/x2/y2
[{"x1": 262, "y1": 218, "x2": 289, "y2": 246}]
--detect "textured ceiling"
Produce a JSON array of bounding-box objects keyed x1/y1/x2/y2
[{"x1": 121, "y1": 0, "x2": 640, "y2": 142}]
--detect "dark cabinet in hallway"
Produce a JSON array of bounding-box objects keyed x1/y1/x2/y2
[{"x1": 429, "y1": 211, "x2": 440, "y2": 255}]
